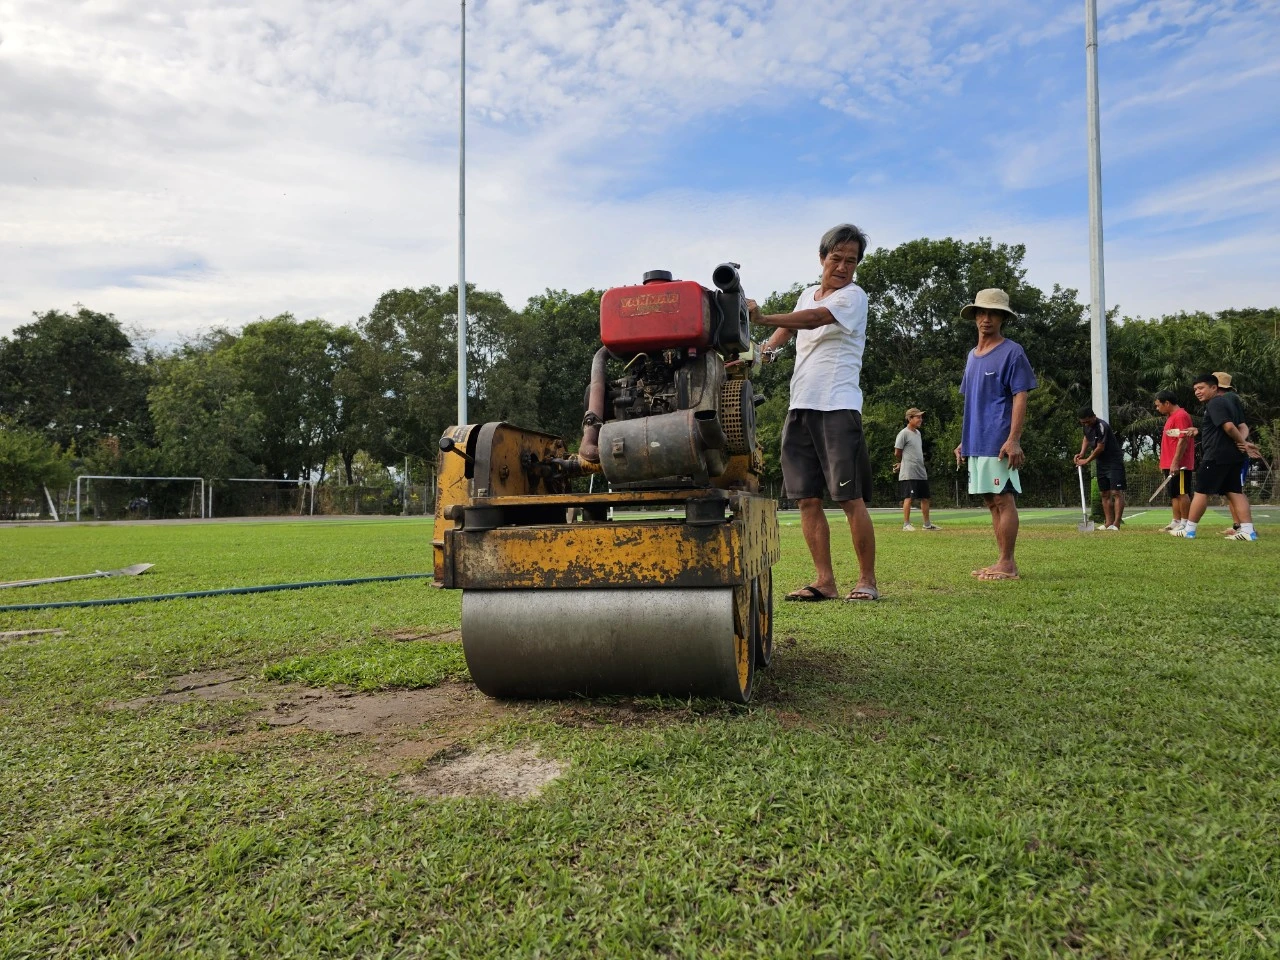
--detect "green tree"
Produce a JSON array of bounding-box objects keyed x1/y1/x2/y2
[
  {"x1": 0, "y1": 417, "x2": 73, "y2": 513},
  {"x1": 224, "y1": 316, "x2": 356, "y2": 480},
  {"x1": 148, "y1": 350, "x2": 262, "y2": 478},
  {"x1": 344, "y1": 285, "x2": 517, "y2": 465},
  {"x1": 0, "y1": 307, "x2": 152, "y2": 452},
  {"x1": 1108, "y1": 307, "x2": 1279, "y2": 466},
  {"x1": 477, "y1": 288, "x2": 604, "y2": 444}
]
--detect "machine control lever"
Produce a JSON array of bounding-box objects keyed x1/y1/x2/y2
[{"x1": 439, "y1": 436, "x2": 474, "y2": 463}]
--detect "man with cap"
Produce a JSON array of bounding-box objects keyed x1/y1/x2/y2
[
  {"x1": 1212, "y1": 372, "x2": 1254, "y2": 537},
  {"x1": 953, "y1": 289, "x2": 1037, "y2": 580},
  {"x1": 1074, "y1": 408, "x2": 1126, "y2": 530},
  {"x1": 749, "y1": 223, "x2": 881, "y2": 601},
  {"x1": 894, "y1": 408, "x2": 939, "y2": 530},
  {"x1": 1176, "y1": 373, "x2": 1259, "y2": 541},
  {"x1": 1154, "y1": 389, "x2": 1194, "y2": 534}
]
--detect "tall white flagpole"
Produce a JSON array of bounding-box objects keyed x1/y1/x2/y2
[
  {"x1": 1085, "y1": 0, "x2": 1109, "y2": 418},
  {"x1": 457, "y1": 0, "x2": 468, "y2": 424}
]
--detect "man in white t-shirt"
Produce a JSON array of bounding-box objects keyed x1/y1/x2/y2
[{"x1": 747, "y1": 223, "x2": 879, "y2": 602}]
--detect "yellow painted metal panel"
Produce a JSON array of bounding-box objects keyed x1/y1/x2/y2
[{"x1": 449, "y1": 521, "x2": 743, "y2": 589}]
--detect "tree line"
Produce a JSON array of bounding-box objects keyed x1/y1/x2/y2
[{"x1": 3, "y1": 237, "x2": 1277, "y2": 513}]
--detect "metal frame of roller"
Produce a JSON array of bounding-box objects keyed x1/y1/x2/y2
[
  {"x1": 432, "y1": 422, "x2": 779, "y2": 703},
  {"x1": 432, "y1": 264, "x2": 780, "y2": 703}
]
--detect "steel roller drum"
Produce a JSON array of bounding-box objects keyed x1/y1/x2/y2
[{"x1": 462, "y1": 587, "x2": 751, "y2": 702}]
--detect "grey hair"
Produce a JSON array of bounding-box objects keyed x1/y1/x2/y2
[{"x1": 819, "y1": 223, "x2": 869, "y2": 261}]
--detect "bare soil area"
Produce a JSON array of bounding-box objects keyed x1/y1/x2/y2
[
  {"x1": 399, "y1": 746, "x2": 567, "y2": 799},
  {"x1": 113, "y1": 669, "x2": 568, "y2": 798}
]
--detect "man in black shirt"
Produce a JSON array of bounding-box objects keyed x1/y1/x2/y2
[
  {"x1": 1177, "y1": 373, "x2": 1259, "y2": 541},
  {"x1": 1074, "y1": 407, "x2": 1126, "y2": 530},
  {"x1": 1212, "y1": 371, "x2": 1252, "y2": 537}
]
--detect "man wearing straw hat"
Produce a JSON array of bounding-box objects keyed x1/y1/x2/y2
[{"x1": 953, "y1": 289, "x2": 1037, "y2": 580}]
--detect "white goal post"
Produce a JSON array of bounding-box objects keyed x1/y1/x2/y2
[
  {"x1": 75, "y1": 475, "x2": 206, "y2": 522},
  {"x1": 209, "y1": 478, "x2": 316, "y2": 518}
]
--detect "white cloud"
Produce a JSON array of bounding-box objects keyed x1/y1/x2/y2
[{"x1": 1, "y1": 0, "x2": 1277, "y2": 342}]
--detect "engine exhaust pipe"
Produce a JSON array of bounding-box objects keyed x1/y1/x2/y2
[
  {"x1": 577, "y1": 346, "x2": 610, "y2": 463},
  {"x1": 711, "y1": 263, "x2": 750, "y2": 354},
  {"x1": 711, "y1": 262, "x2": 742, "y2": 294}
]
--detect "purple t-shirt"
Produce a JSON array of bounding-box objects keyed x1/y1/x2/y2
[{"x1": 960, "y1": 339, "x2": 1037, "y2": 457}]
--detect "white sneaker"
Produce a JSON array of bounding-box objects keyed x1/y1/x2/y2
[
  {"x1": 1176, "y1": 527, "x2": 1197, "y2": 539},
  {"x1": 1159, "y1": 521, "x2": 1176, "y2": 532},
  {"x1": 902, "y1": 523, "x2": 916, "y2": 531},
  {"x1": 922, "y1": 523, "x2": 940, "y2": 530},
  {"x1": 1227, "y1": 530, "x2": 1259, "y2": 541},
  {"x1": 1168, "y1": 523, "x2": 1185, "y2": 536},
  {"x1": 1103, "y1": 524, "x2": 1119, "y2": 531}
]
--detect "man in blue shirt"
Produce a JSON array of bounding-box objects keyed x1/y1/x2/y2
[{"x1": 953, "y1": 289, "x2": 1037, "y2": 581}]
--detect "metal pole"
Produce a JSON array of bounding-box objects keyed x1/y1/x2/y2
[
  {"x1": 457, "y1": 0, "x2": 468, "y2": 425},
  {"x1": 43, "y1": 485, "x2": 60, "y2": 521},
  {"x1": 403, "y1": 456, "x2": 410, "y2": 516},
  {"x1": 76, "y1": 476, "x2": 82, "y2": 521},
  {"x1": 1085, "y1": 0, "x2": 1109, "y2": 419}
]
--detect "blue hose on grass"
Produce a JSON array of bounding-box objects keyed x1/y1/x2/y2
[{"x1": 0, "y1": 574, "x2": 433, "y2": 613}]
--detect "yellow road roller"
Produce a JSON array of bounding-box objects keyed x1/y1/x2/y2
[{"x1": 432, "y1": 265, "x2": 779, "y2": 703}]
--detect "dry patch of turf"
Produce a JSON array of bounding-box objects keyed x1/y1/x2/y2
[
  {"x1": 399, "y1": 745, "x2": 566, "y2": 799},
  {"x1": 0, "y1": 627, "x2": 66, "y2": 645},
  {"x1": 257, "y1": 684, "x2": 500, "y2": 737},
  {"x1": 111, "y1": 670, "x2": 534, "y2": 791}
]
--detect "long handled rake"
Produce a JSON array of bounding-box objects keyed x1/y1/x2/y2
[
  {"x1": 0, "y1": 563, "x2": 154, "y2": 590},
  {"x1": 1077, "y1": 466, "x2": 1095, "y2": 533}
]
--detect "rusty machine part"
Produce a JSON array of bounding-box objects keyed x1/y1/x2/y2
[{"x1": 433, "y1": 265, "x2": 778, "y2": 702}]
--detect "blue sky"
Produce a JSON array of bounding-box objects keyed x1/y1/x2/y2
[{"x1": 1, "y1": 0, "x2": 1277, "y2": 342}]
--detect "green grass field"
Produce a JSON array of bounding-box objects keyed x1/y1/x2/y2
[{"x1": 2, "y1": 512, "x2": 1277, "y2": 957}]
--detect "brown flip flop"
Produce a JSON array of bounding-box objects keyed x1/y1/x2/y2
[{"x1": 785, "y1": 584, "x2": 835, "y2": 602}]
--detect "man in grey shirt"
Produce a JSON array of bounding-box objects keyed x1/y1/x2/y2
[{"x1": 894, "y1": 407, "x2": 938, "y2": 530}]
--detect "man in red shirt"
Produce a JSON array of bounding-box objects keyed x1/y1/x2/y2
[{"x1": 1155, "y1": 390, "x2": 1194, "y2": 534}]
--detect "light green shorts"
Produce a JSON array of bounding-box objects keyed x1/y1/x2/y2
[{"x1": 968, "y1": 456, "x2": 1021, "y2": 496}]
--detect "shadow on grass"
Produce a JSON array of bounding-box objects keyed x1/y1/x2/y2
[{"x1": 754, "y1": 635, "x2": 899, "y2": 731}]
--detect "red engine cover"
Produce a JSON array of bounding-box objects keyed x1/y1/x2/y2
[{"x1": 599, "y1": 279, "x2": 711, "y2": 354}]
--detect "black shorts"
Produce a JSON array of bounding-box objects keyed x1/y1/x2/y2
[
  {"x1": 1197, "y1": 460, "x2": 1244, "y2": 496},
  {"x1": 1163, "y1": 468, "x2": 1194, "y2": 498},
  {"x1": 898, "y1": 478, "x2": 931, "y2": 501},
  {"x1": 1096, "y1": 462, "x2": 1126, "y2": 491},
  {"x1": 781, "y1": 409, "x2": 872, "y2": 502}
]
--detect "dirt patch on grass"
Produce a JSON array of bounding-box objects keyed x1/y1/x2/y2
[
  {"x1": 113, "y1": 669, "x2": 259, "y2": 707},
  {"x1": 114, "y1": 670, "x2": 547, "y2": 795},
  {"x1": 258, "y1": 683, "x2": 505, "y2": 739},
  {"x1": 400, "y1": 746, "x2": 566, "y2": 799},
  {"x1": 0, "y1": 628, "x2": 66, "y2": 645}
]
